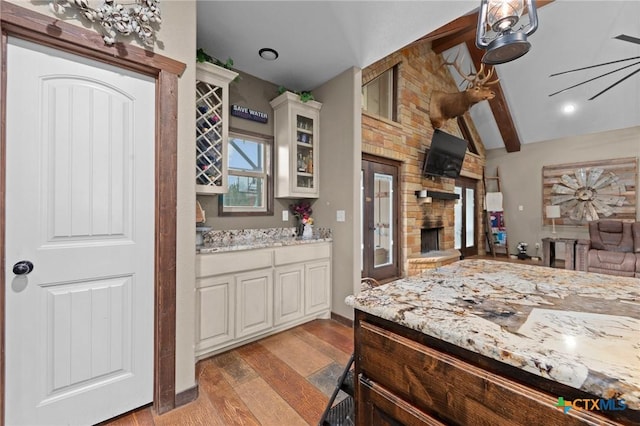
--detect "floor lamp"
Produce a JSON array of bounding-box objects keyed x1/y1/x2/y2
[{"x1": 546, "y1": 205, "x2": 561, "y2": 238}]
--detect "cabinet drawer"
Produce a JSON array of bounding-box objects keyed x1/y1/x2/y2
[
  {"x1": 274, "y1": 243, "x2": 330, "y2": 265},
  {"x1": 358, "y1": 321, "x2": 616, "y2": 426},
  {"x1": 197, "y1": 249, "x2": 273, "y2": 277},
  {"x1": 358, "y1": 376, "x2": 445, "y2": 426}
]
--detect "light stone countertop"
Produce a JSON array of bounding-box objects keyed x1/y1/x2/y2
[
  {"x1": 346, "y1": 259, "x2": 640, "y2": 411},
  {"x1": 197, "y1": 227, "x2": 332, "y2": 254}
]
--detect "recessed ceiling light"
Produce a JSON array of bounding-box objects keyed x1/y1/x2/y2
[
  {"x1": 562, "y1": 103, "x2": 576, "y2": 115},
  {"x1": 259, "y1": 48, "x2": 279, "y2": 61}
]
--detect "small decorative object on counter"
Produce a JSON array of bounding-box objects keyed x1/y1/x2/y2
[
  {"x1": 290, "y1": 200, "x2": 313, "y2": 237},
  {"x1": 517, "y1": 241, "x2": 530, "y2": 260},
  {"x1": 302, "y1": 217, "x2": 314, "y2": 239}
]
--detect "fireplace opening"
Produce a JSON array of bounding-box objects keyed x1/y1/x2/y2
[{"x1": 421, "y1": 223, "x2": 443, "y2": 253}]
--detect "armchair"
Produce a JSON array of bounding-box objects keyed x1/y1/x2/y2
[{"x1": 575, "y1": 220, "x2": 638, "y2": 278}]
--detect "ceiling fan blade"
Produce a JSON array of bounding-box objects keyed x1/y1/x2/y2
[
  {"x1": 549, "y1": 61, "x2": 640, "y2": 97},
  {"x1": 549, "y1": 56, "x2": 640, "y2": 77},
  {"x1": 615, "y1": 34, "x2": 640, "y2": 44},
  {"x1": 589, "y1": 67, "x2": 640, "y2": 100}
]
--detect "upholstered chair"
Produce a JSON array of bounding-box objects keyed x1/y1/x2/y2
[{"x1": 575, "y1": 220, "x2": 637, "y2": 277}]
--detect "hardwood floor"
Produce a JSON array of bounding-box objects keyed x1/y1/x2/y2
[{"x1": 103, "y1": 319, "x2": 353, "y2": 426}]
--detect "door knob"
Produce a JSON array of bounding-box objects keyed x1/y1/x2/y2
[{"x1": 13, "y1": 260, "x2": 34, "y2": 275}]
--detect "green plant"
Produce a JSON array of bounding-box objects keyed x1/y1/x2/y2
[
  {"x1": 197, "y1": 48, "x2": 234, "y2": 70},
  {"x1": 196, "y1": 48, "x2": 240, "y2": 83},
  {"x1": 278, "y1": 86, "x2": 315, "y2": 103}
]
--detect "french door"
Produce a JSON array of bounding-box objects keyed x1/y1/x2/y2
[
  {"x1": 361, "y1": 156, "x2": 400, "y2": 281},
  {"x1": 454, "y1": 177, "x2": 478, "y2": 258}
]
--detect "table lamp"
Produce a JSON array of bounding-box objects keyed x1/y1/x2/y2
[{"x1": 545, "y1": 205, "x2": 561, "y2": 238}]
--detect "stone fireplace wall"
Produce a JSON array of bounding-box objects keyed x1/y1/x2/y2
[{"x1": 361, "y1": 40, "x2": 486, "y2": 276}]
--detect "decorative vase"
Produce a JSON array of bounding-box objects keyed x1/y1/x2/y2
[
  {"x1": 302, "y1": 223, "x2": 313, "y2": 239},
  {"x1": 296, "y1": 220, "x2": 304, "y2": 237}
]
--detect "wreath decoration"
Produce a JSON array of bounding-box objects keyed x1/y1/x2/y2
[{"x1": 49, "y1": 0, "x2": 161, "y2": 47}]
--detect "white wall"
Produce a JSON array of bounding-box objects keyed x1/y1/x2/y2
[
  {"x1": 313, "y1": 67, "x2": 363, "y2": 320},
  {"x1": 7, "y1": 0, "x2": 198, "y2": 394},
  {"x1": 485, "y1": 126, "x2": 640, "y2": 258}
]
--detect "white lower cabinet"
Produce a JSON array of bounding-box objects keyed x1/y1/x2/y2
[
  {"x1": 274, "y1": 265, "x2": 305, "y2": 326},
  {"x1": 305, "y1": 260, "x2": 331, "y2": 315},
  {"x1": 235, "y1": 269, "x2": 273, "y2": 338},
  {"x1": 195, "y1": 275, "x2": 234, "y2": 357},
  {"x1": 196, "y1": 242, "x2": 331, "y2": 358}
]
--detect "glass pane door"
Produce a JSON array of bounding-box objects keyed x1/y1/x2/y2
[
  {"x1": 362, "y1": 157, "x2": 399, "y2": 281},
  {"x1": 454, "y1": 177, "x2": 478, "y2": 258},
  {"x1": 295, "y1": 114, "x2": 314, "y2": 190},
  {"x1": 454, "y1": 186, "x2": 463, "y2": 249},
  {"x1": 374, "y1": 173, "x2": 393, "y2": 267},
  {"x1": 466, "y1": 188, "x2": 475, "y2": 248}
]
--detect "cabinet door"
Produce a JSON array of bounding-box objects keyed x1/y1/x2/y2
[
  {"x1": 274, "y1": 265, "x2": 305, "y2": 326},
  {"x1": 195, "y1": 275, "x2": 235, "y2": 356},
  {"x1": 292, "y1": 110, "x2": 319, "y2": 196},
  {"x1": 305, "y1": 260, "x2": 331, "y2": 315},
  {"x1": 236, "y1": 269, "x2": 274, "y2": 338},
  {"x1": 270, "y1": 92, "x2": 322, "y2": 198}
]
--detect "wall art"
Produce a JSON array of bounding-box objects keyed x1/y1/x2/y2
[{"x1": 542, "y1": 157, "x2": 637, "y2": 226}]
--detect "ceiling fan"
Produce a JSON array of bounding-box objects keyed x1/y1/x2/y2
[{"x1": 549, "y1": 34, "x2": 640, "y2": 100}]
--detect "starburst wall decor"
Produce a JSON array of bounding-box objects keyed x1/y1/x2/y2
[
  {"x1": 542, "y1": 157, "x2": 637, "y2": 226},
  {"x1": 49, "y1": 0, "x2": 161, "y2": 47}
]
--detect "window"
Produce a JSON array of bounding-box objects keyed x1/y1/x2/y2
[
  {"x1": 362, "y1": 66, "x2": 397, "y2": 121},
  {"x1": 219, "y1": 132, "x2": 273, "y2": 215}
]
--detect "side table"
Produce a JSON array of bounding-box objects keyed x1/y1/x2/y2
[{"x1": 542, "y1": 238, "x2": 577, "y2": 270}]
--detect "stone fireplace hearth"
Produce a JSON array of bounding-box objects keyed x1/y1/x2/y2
[
  {"x1": 421, "y1": 220, "x2": 443, "y2": 253},
  {"x1": 408, "y1": 215, "x2": 460, "y2": 277}
]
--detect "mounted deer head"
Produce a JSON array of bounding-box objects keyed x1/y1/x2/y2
[{"x1": 429, "y1": 56, "x2": 499, "y2": 129}]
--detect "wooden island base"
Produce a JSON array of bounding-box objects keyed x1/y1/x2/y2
[{"x1": 354, "y1": 311, "x2": 635, "y2": 426}]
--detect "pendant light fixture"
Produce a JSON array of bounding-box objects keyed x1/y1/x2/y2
[{"x1": 475, "y1": 0, "x2": 538, "y2": 64}]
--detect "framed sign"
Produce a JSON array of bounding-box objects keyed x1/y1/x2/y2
[
  {"x1": 542, "y1": 157, "x2": 637, "y2": 226},
  {"x1": 230, "y1": 104, "x2": 268, "y2": 123}
]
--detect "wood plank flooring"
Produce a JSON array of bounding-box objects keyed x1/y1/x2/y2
[{"x1": 103, "y1": 319, "x2": 353, "y2": 426}]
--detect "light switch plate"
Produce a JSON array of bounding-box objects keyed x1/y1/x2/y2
[
  {"x1": 336, "y1": 210, "x2": 346, "y2": 222},
  {"x1": 282, "y1": 210, "x2": 289, "y2": 221}
]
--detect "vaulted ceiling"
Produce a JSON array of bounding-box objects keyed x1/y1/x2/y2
[{"x1": 197, "y1": 1, "x2": 640, "y2": 152}]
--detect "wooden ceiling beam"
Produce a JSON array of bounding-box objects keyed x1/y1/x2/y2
[
  {"x1": 465, "y1": 40, "x2": 521, "y2": 152},
  {"x1": 419, "y1": 13, "x2": 477, "y2": 46},
  {"x1": 425, "y1": 1, "x2": 556, "y2": 152}
]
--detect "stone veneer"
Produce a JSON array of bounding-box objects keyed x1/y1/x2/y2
[{"x1": 362, "y1": 39, "x2": 486, "y2": 276}]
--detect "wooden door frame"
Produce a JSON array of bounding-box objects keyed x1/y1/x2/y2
[
  {"x1": 361, "y1": 154, "x2": 401, "y2": 282},
  {"x1": 0, "y1": 1, "x2": 186, "y2": 421},
  {"x1": 455, "y1": 176, "x2": 479, "y2": 258}
]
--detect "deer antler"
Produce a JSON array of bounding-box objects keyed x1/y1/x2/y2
[
  {"x1": 442, "y1": 53, "x2": 476, "y2": 84},
  {"x1": 443, "y1": 55, "x2": 500, "y2": 88},
  {"x1": 475, "y1": 63, "x2": 500, "y2": 86}
]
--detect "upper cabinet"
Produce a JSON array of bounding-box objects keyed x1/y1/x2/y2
[
  {"x1": 195, "y1": 62, "x2": 238, "y2": 195},
  {"x1": 270, "y1": 92, "x2": 322, "y2": 198}
]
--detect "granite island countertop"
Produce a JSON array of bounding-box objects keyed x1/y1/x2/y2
[
  {"x1": 346, "y1": 259, "x2": 640, "y2": 411},
  {"x1": 197, "y1": 227, "x2": 332, "y2": 254}
]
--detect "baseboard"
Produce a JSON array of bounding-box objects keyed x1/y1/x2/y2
[
  {"x1": 175, "y1": 384, "x2": 199, "y2": 408},
  {"x1": 331, "y1": 312, "x2": 353, "y2": 328}
]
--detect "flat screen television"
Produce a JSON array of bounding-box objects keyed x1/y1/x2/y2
[{"x1": 422, "y1": 129, "x2": 468, "y2": 178}]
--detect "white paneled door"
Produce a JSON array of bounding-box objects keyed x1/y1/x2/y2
[{"x1": 5, "y1": 37, "x2": 155, "y2": 425}]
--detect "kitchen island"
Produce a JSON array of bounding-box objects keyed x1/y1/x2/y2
[{"x1": 346, "y1": 259, "x2": 639, "y2": 425}]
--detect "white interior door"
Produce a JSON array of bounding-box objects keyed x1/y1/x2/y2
[{"x1": 5, "y1": 37, "x2": 155, "y2": 425}]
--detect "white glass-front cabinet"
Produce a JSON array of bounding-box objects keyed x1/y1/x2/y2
[
  {"x1": 270, "y1": 92, "x2": 322, "y2": 198},
  {"x1": 195, "y1": 62, "x2": 238, "y2": 195}
]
